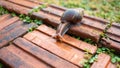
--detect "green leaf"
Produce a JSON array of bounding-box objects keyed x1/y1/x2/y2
[
  {"x1": 28, "y1": 28, "x2": 33, "y2": 32},
  {"x1": 11, "y1": 13, "x2": 17, "y2": 17},
  {"x1": 111, "y1": 57, "x2": 117, "y2": 63},
  {"x1": 77, "y1": 37, "x2": 80, "y2": 40},
  {"x1": 96, "y1": 48, "x2": 102, "y2": 54},
  {"x1": 28, "y1": 26, "x2": 37, "y2": 32},
  {"x1": 83, "y1": 63, "x2": 90, "y2": 68},
  {"x1": 89, "y1": 55, "x2": 98, "y2": 63},
  {"x1": 34, "y1": 20, "x2": 43, "y2": 25},
  {"x1": 0, "y1": 63, "x2": 3, "y2": 68}
]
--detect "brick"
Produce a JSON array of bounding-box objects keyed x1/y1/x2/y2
[
  {"x1": 13, "y1": 37, "x2": 79, "y2": 68},
  {"x1": 101, "y1": 38, "x2": 120, "y2": 52},
  {"x1": 0, "y1": 14, "x2": 11, "y2": 23},
  {"x1": 24, "y1": 30, "x2": 87, "y2": 67},
  {"x1": 33, "y1": 2, "x2": 120, "y2": 51},
  {"x1": 9, "y1": 44, "x2": 51, "y2": 68},
  {"x1": 0, "y1": 0, "x2": 30, "y2": 14},
  {"x1": 42, "y1": 6, "x2": 64, "y2": 17},
  {"x1": 107, "y1": 62, "x2": 116, "y2": 68},
  {"x1": 49, "y1": 4, "x2": 67, "y2": 11},
  {"x1": 35, "y1": 4, "x2": 120, "y2": 52},
  {"x1": 33, "y1": 6, "x2": 101, "y2": 42},
  {"x1": 84, "y1": 14, "x2": 120, "y2": 28},
  {"x1": 37, "y1": 24, "x2": 97, "y2": 54},
  {"x1": 42, "y1": 5, "x2": 120, "y2": 42},
  {"x1": 0, "y1": 21, "x2": 23, "y2": 47},
  {"x1": 0, "y1": 46, "x2": 44, "y2": 68},
  {"x1": 8, "y1": 0, "x2": 39, "y2": 8},
  {"x1": 82, "y1": 18, "x2": 106, "y2": 30},
  {"x1": 108, "y1": 26, "x2": 120, "y2": 37},
  {"x1": 0, "y1": 21, "x2": 23, "y2": 34},
  {"x1": 0, "y1": 16, "x2": 19, "y2": 30},
  {"x1": 91, "y1": 53, "x2": 110, "y2": 68},
  {"x1": 34, "y1": 7, "x2": 101, "y2": 42},
  {"x1": 36, "y1": 5, "x2": 120, "y2": 52},
  {"x1": 0, "y1": 0, "x2": 120, "y2": 52},
  {"x1": 0, "y1": 20, "x2": 37, "y2": 47},
  {"x1": 40, "y1": 5, "x2": 104, "y2": 40},
  {"x1": 32, "y1": 11, "x2": 60, "y2": 26}
]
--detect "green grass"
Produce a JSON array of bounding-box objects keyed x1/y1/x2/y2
[{"x1": 39, "y1": 0, "x2": 120, "y2": 23}]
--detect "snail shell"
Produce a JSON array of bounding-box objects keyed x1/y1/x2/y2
[{"x1": 61, "y1": 8, "x2": 84, "y2": 24}]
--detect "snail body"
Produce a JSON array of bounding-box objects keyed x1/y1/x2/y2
[{"x1": 55, "y1": 8, "x2": 84, "y2": 41}]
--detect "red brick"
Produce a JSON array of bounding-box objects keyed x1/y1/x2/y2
[
  {"x1": 24, "y1": 30, "x2": 87, "y2": 67},
  {"x1": 34, "y1": 8, "x2": 101, "y2": 42},
  {"x1": 0, "y1": 47, "x2": 38, "y2": 68},
  {"x1": 0, "y1": 20, "x2": 37, "y2": 47},
  {"x1": 0, "y1": 0, "x2": 120, "y2": 52},
  {"x1": 37, "y1": 24, "x2": 97, "y2": 54},
  {"x1": 13, "y1": 37, "x2": 79, "y2": 68},
  {"x1": 8, "y1": 44, "x2": 51, "y2": 68},
  {"x1": 33, "y1": 8, "x2": 101, "y2": 42},
  {"x1": 49, "y1": 4, "x2": 67, "y2": 11},
  {"x1": 0, "y1": 16, "x2": 19, "y2": 30},
  {"x1": 91, "y1": 53, "x2": 110, "y2": 68},
  {"x1": 34, "y1": 2, "x2": 120, "y2": 51},
  {"x1": 101, "y1": 38, "x2": 120, "y2": 52},
  {"x1": 43, "y1": 5, "x2": 120, "y2": 35},
  {"x1": 42, "y1": 6, "x2": 64, "y2": 17},
  {"x1": 0, "y1": 0, "x2": 30, "y2": 14},
  {"x1": 8, "y1": 0, "x2": 39, "y2": 8},
  {"x1": 107, "y1": 62, "x2": 116, "y2": 68},
  {"x1": 0, "y1": 14, "x2": 11, "y2": 23},
  {"x1": 37, "y1": 4, "x2": 120, "y2": 52},
  {"x1": 33, "y1": 11, "x2": 60, "y2": 26}
]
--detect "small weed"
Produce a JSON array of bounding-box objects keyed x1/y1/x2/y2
[
  {"x1": 83, "y1": 47, "x2": 120, "y2": 68},
  {"x1": 11, "y1": 12, "x2": 17, "y2": 17},
  {"x1": 19, "y1": 14, "x2": 43, "y2": 25},
  {"x1": 99, "y1": 19, "x2": 114, "y2": 44},
  {"x1": 0, "y1": 6, "x2": 9, "y2": 15},
  {"x1": 0, "y1": 63, "x2": 3, "y2": 68},
  {"x1": 97, "y1": 47, "x2": 120, "y2": 63},
  {"x1": 83, "y1": 62, "x2": 90, "y2": 68},
  {"x1": 34, "y1": 19, "x2": 43, "y2": 25},
  {"x1": 19, "y1": 14, "x2": 33, "y2": 23},
  {"x1": 82, "y1": 49, "x2": 93, "y2": 68},
  {"x1": 83, "y1": 54, "x2": 98, "y2": 68},
  {"x1": 76, "y1": 37, "x2": 80, "y2": 40},
  {"x1": 28, "y1": 26, "x2": 37, "y2": 32},
  {"x1": 88, "y1": 54, "x2": 98, "y2": 63},
  {"x1": 84, "y1": 38, "x2": 95, "y2": 45}
]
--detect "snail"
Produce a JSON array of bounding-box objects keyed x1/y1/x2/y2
[{"x1": 54, "y1": 8, "x2": 84, "y2": 41}]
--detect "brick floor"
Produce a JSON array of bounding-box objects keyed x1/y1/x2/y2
[
  {"x1": 0, "y1": 0, "x2": 119, "y2": 67},
  {"x1": 0, "y1": 0, "x2": 119, "y2": 52}
]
